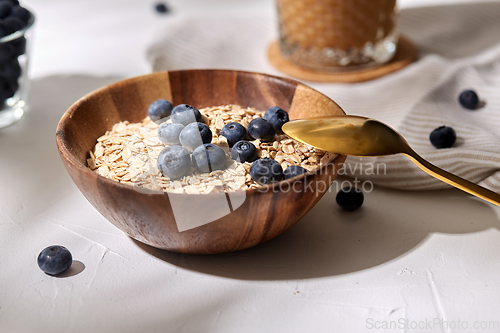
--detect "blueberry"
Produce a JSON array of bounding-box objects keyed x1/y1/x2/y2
[
  {"x1": 336, "y1": 186, "x2": 364, "y2": 211},
  {"x1": 148, "y1": 99, "x2": 173, "y2": 123},
  {"x1": 284, "y1": 165, "x2": 307, "y2": 180},
  {"x1": 0, "y1": 1, "x2": 12, "y2": 19},
  {"x1": 220, "y1": 122, "x2": 247, "y2": 147},
  {"x1": 11, "y1": 5, "x2": 31, "y2": 24},
  {"x1": 0, "y1": 78, "x2": 17, "y2": 101},
  {"x1": 12, "y1": 36, "x2": 25, "y2": 55},
  {"x1": 37, "y1": 245, "x2": 73, "y2": 276},
  {"x1": 430, "y1": 126, "x2": 456, "y2": 149},
  {"x1": 249, "y1": 158, "x2": 284, "y2": 185},
  {"x1": 179, "y1": 122, "x2": 212, "y2": 152},
  {"x1": 3, "y1": 16, "x2": 24, "y2": 34},
  {"x1": 192, "y1": 143, "x2": 227, "y2": 173},
  {"x1": 157, "y1": 145, "x2": 191, "y2": 179},
  {"x1": 231, "y1": 140, "x2": 257, "y2": 163},
  {"x1": 7, "y1": 76, "x2": 18, "y2": 92},
  {"x1": 171, "y1": 104, "x2": 202, "y2": 126},
  {"x1": 459, "y1": 89, "x2": 479, "y2": 110},
  {"x1": 0, "y1": 40, "x2": 15, "y2": 61},
  {"x1": 248, "y1": 118, "x2": 275, "y2": 142},
  {"x1": 264, "y1": 106, "x2": 289, "y2": 134},
  {"x1": 157, "y1": 122, "x2": 184, "y2": 145},
  {"x1": 155, "y1": 2, "x2": 170, "y2": 14},
  {"x1": 0, "y1": 58, "x2": 21, "y2": 80},
  {"x1": 0, "y1": 20, "x2": 8, "y2": 37}
]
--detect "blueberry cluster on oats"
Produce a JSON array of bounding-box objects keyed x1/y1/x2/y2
[{"x1": 87, "y1": 104, "x2": 333, "y2": 194}]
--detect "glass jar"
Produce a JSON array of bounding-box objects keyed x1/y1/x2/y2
[
  {"x1": 276, "y1": 0, "x2": 398, "y2": 71},
  {"x1": 0, "y1": 11, "x2": 34, "y2": 129}
]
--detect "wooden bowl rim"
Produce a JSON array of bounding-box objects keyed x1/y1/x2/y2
[{"x1": 55, "y1": 69, "x2": 345, "y2": 197}]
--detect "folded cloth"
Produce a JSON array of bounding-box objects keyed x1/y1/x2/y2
[{"x1": 147, "y1": 2, "x2": 500, "y2": 192}]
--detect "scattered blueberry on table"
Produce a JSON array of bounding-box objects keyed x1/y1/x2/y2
[
  {"x1": 336, "y1": 187, "x2": 364, "y2": 212},
  {"x1": 148, "y1": 99, "x2": 173, "y2": 123},
  {"x1": 37, "y1": 245, "x2": 73, "y2": 276},
  {"x1": 264, "y1": 106, "x2": 289, "y2": 134},
  {"x1": 430, "y1": 126, "x2": 456, "y2": 149},
  {"x1": 250, "y1": 158, "x2": 284, "y2": 185},
  {"x1": 179, "y1": 122, "x2": 212, "y2": 152},
  {"x1": 157, "y1": 145, "x2": 192, "y2": 179},
  {"x1": 192, "y1": 143, "x2": 227, "y2": 173},
  {"x1": 171, "y1": 104, "x2": 202, "y2": 126},
  {"x1": 158, "y1": 122, "x2": 184, "y2": 145},
  {"x1": 220, "y1": 122, "x2": 247, "y2": 147},
  {"x1": 155, "y1": 2, "x2": 170, "y2": 14},
  {"x1": 284, "y1": 165, "x2": 307, "y2": 180},
  {"x1": 248, "y1": 118, "x2": 276, "y2": 142},
  {"x1": 231, "y1": 140, "x2": 257, "y2": 163},
  {"x1": 459, "y1": 89, "x2": 479, "y2": 110}
]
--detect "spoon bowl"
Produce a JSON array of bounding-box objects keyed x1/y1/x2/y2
[{"x1": 282, "y1": 116, "x2": 409, "y2": 157}]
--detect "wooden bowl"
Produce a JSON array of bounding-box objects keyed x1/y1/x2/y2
[{"x1": 56, "y1": 70, "x2": 346, "y2": 254}]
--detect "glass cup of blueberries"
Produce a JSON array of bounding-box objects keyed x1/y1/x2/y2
[{"x1": 0, "y1": 0, "x2": 33, "y2": 129}]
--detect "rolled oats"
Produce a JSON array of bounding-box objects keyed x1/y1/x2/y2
[{"x1": 88, "y1": 104, "x2": 331, "y2": 193}]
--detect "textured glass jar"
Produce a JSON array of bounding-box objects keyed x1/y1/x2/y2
[
  {"x1": 276, "y1": 0, "x2": 398, "y2": 71},
  {"x1": 0, "y1": 12, "x2": 34, "y2": 129}
]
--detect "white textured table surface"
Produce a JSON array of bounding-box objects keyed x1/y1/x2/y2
[{"x1": 2, "y1": 1, "x2": 500, "y2": 333}]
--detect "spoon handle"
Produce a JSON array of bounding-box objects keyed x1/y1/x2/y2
[{"x1": 404, "y1": 150, "x2": 500, "y2": 207}]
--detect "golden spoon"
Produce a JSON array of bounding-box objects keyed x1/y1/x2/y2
[{"x1": 282, "y1": 115, "x2": 500, "y2": 207}]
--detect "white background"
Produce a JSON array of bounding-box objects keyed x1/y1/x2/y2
[{"x1": 1, "y1": 0, "x2": 500, "y2": 332}]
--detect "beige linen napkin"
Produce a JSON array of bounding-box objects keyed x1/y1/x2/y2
[{"x1": 147, "y1": 2, "x2": 500, "y2": 191}]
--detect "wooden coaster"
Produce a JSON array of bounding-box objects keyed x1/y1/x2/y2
[{"x1": 268, "y1": 36, "x2": 417, "y2": 83}]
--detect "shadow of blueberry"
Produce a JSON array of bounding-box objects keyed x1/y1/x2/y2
[
  {"x1": 50, "y1": 260, "x2": 85, "y2": 278},
  {"x1": 453, "y1": 136, "x2": 465, "y2": 147},
  {"x1": 477, "y1": 100, "x2": 487, "y2": 109}
]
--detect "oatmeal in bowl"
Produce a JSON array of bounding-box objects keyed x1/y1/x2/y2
[{"x1": 88, "y1": 103, "x2": 335, "y2": 195}]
